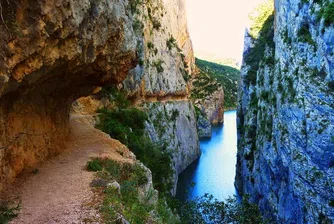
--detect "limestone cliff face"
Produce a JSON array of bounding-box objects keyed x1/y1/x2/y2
[
  {"x1": 0, "y1": 0, "x2": 200, "y2": 196},
  {"x1": 236, "y1": 0, "x2": 334, "y2": 222},
  {"x1": 145, "y1": 101, "x2": 200, "y2": 194},
  {"x1": 191, "y1": 67, "x2": 224, "y2": 138},
  {"x1": 194, "y1": 89, "x2": 224, "y2": 138},
  {"x1": 122, "y1": 0, "x2": 194, "y2": 100},
  {"x1": 117, "y1": 0, "x2": 200, "y2": 194},
  {"x1": 0, "y1": 0, "x2": 138, "y2": 190}
]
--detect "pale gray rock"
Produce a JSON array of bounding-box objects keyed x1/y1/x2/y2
[{"x1": 144, "y1": 101, "x2": 200, "y2": 195}]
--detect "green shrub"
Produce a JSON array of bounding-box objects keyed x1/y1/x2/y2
[
  {"x1": 170, "y1": 109, "x2": 180, "y2": 121},
  {"x1": 87, "y1": 158, "x2": 103, "y2": 172},
  {"x1": 133, "y1": 19, "x2": 143, "y2": 33},
  {"x1": 167, "y1": 194, "x2": 265, "y2": 224},
  {"x1": 0, "y1": 202, "x2": 20, "y2": 224},
  {"x1": 147, "y1": 41, "x2": 154, "y2": 49},
  {"x1": 244, "y1": 2, "x2": 275, "y2": 86},
  {"x1": 96, "y1": 90, "x2": 173, "y2": 194},
  {"x1": 100, "y1": 87, "x2": 131, "y2": 108},
  {"x1": 181, "y1": 68, "x2": 191, "y2": 82},
  {"x1": 166, "y1": 36, "x2": 176, "y2": 50},
  {"x1": 318, "y1": 2, "x2": 334, "y2": 26},
  {"x1": 151, "y1": 18, "x2": 161, "y2": 30},
  {"x1": 131, "y1": 164, "x2": 148, "y2": 186},
  {"x1": 93, "y1": 159, "x2": 155, "y2": 223},
  {"x1": 153, "y1": 60, "x2": 164, "y2": 73},
  {"x1": 298, "y1": 24, "x2": 315, "y2": 45},
  {"x1": 260, "y1": 91, "x2": 270, "y2": 101}
]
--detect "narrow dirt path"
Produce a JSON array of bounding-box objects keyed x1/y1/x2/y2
[{"x1": 8, "y1": 115, "x2": 134, "y2": 224}]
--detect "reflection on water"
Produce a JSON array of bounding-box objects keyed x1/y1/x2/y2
[{"x1": 176, "y1": 110, "x2": 238, "y2": 202}]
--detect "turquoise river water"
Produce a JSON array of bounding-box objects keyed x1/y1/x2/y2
[{"x1": 176, "y1": 110, "x2": 238, "y2": 201}]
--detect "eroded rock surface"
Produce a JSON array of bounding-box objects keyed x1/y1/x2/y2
[
  {"x1": 236, "y1": 0, "x2": 334, "y2": 222},
  {"x1": 144, "y1": 101, "x2": 200, "y2": 194},
  {"x1": 0, "y1": 0, "x2": 137, "y2": 190}
]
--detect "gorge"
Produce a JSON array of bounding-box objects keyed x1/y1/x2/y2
[{"x1": 0, "y1": 0, "x2": 333, "y2": 223}]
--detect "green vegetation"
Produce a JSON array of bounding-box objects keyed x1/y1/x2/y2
[
  {"x1": 248, "y1": 0, "x2": 274, "y2": 39},
  {"x1": 323, "y1": 2, "x2": 334, "y2": 26},
  {"x1": 87, "y1": 158, "x2": 103, "y2": 172},
  {"x1": 167, "y1": 194, "x2": 265, "y2": 224},
  {"x1": 171, "y1": 109, "x2": 180, "y2": 121},
  {"x1": 191, "y1": 71, "x2": 219, "y2": 99},
  {"x1": 195, "y1": 58, "x2": 240, "y2": 108},
  {"x1": 166, "y1": 36, "x2": 177, "y2": 51},
  {"x1": 97, "y1": 88, "x2": 265, "y2": 223},
  {"x1": 87, "y1": 158, "x2": 178, "y2": 223},
  {"x1": 89, "y1": 156, "x2": 265, "y2": 223},
  {"x1": 244, "y1": 0, "x2": 275, "y2": 86},
  {"x1": 298, "y1": 24, "x2": 315, "y2": 45},
  {"x1": 151, "y1": 18, "x2": 162, "y2": 30},
  {"x1": 129, "y1": 0, "x2": 143, "y2": 14},
  {"x1": 133, "y1": 19, "x2": 144, "y2": 33},
  {"x1": 0, "y1": 203, "x2": 20, "y2": 224},
  {"x1": 317, "y1": 2, "x2": 334, "y2": 26},
  {"x1": 153, "y1": 59, "x2": 164, "y2": 73},
  {"x1": 96, "y1": 88, "x2": 173, "y2": 194},
  {"x1": 147, "y1": 41, "x2": 154, "y2": 49}
]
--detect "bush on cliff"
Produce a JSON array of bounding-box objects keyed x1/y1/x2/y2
[
  {"x1": 96, "y1": 88, "x2": 173, "y2": 194},
  {"x1": 87, "y1": 158, "x2": 178, "y2": 223}
]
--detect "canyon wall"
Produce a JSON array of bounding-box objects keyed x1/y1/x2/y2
[
  {"x1": 236, "y1": 0, "x2": 334, "y2": 223},
  {"x1": 118, "y1": 0, "x2": 200, "y2": 193},
  {"x1": 0, "y1": 0, "x2": 203, "y2": 194},
  {"x1": 191, "y1": 68, "x2": 224, "y2": 138},
  {"x1": 0, "y1": 0, "x2": 138, "y2": 190},
  {"x1": 145, "y1": 101, "x2": 200, "y2": 194}
]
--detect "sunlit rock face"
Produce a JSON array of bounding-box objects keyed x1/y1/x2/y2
[
  {"x1": 0, "y1": 0, "x2": 137, "y2": 190},
  {"x1": 236, "y1": 0, "x2": 334, "y2": 223},
  {"x1": 117, "y1": 0, "x2": 200, "y2": 194},
  {"x1": 122, "y1": 0, "x2": 194, "y2": 100}
]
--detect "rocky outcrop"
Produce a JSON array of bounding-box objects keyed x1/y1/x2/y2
[
  {"x1": 121, "y1": 0, "x2": 194, "y2": 101},
  {"x1": 0, "y1": 0, "x2": 138, "y2": 190},
  {"x1": 191, "y1": 67, "x2": 224, "y2": 138},
  {"x1": 144, "y1": 101, "x2": 200, "y2": 194},
  {"x1": 0, "y1": 0, "x2": 200, "y2": 198},
  {"x1": 194, "y1": 89, "x2": 224, "y2": 124},
  {"x1": 116, "y1": 0, "x2": 201, "y2": 193},
  {"x1": 197, "y1": 113, "x2": 211, "y2": 138},
  {"x1": 236, "y1": 0, "x2": 334, "y2": 223}
]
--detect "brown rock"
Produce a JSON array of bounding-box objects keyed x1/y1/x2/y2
[{"x1": 0, "y1": 0, "x2": 137, "y2": 190}]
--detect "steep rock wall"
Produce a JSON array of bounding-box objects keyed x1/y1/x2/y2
[
  {"x1": 236, "y1": 0, "x2": 334, "y2": 223},
  {"x1": 145, "y1": 101, "x2": 200, "y2": 194},
  {"x1": 0, "y1": 0, "x2": 137, "y2": 190},
  {"x1": 191, "y1": 67, "x2": 224, "y2": 138},
  {"x1": 122, "y1": 0, "x2": 194, "y2": 100},
  {"x1": 117, "y1": 0, "x2": 201, "y2": 193}
]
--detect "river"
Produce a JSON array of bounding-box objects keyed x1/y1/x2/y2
[{"x1": 176, "y1": 110, "x2": 238, "y2": 202}]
